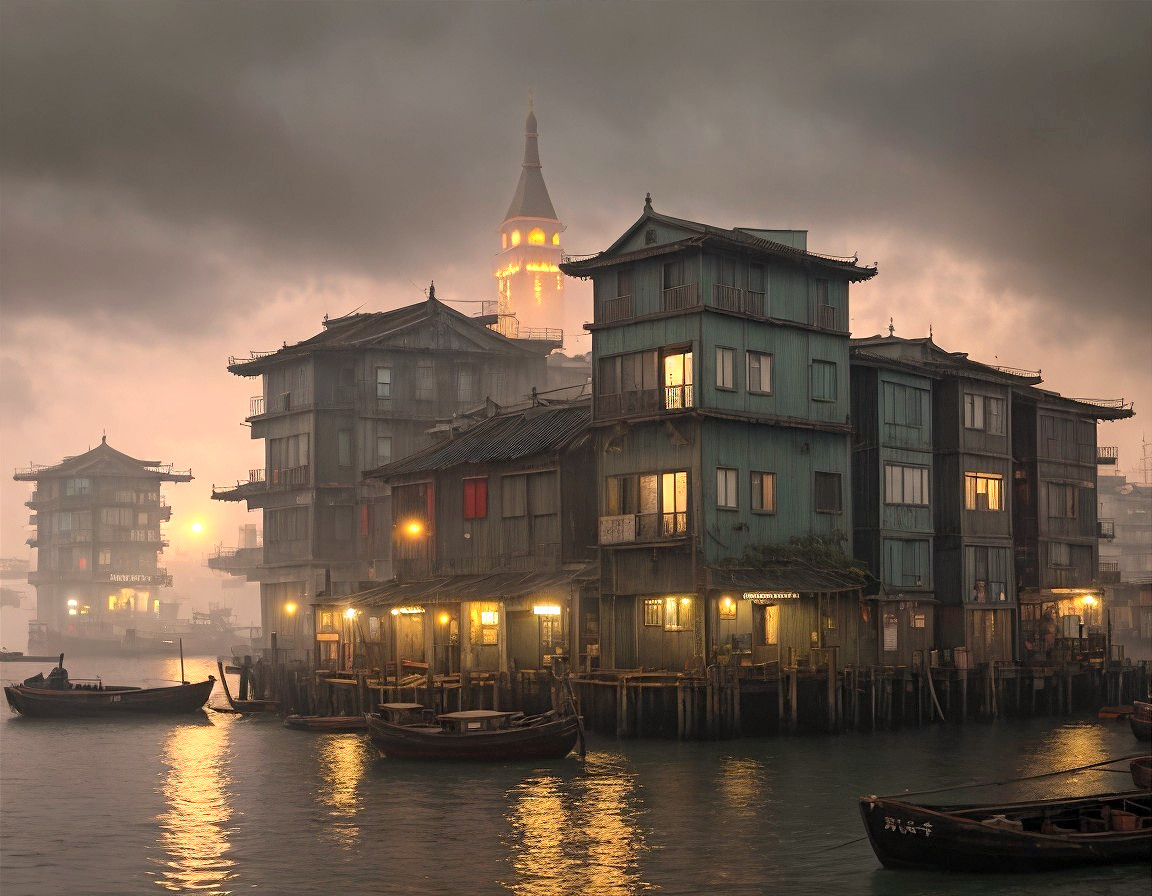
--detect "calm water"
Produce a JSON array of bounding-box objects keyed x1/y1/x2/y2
[{"x1": 1, "y1": 651, "x2": 1149, "y2": 896}]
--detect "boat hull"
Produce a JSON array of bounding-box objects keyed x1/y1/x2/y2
[
  {"x1": 4, "y1": 677, "x2": 216, "y2": 718},
  {"x1": 284, "y1": 714, "x2": 367, "y2": 732},
  {"x1": 1131, "y1": 701, "x2": 1152, "y2": 741},
  {"x1": 1133, "y1": 758, "x2": 1152, "y2": 790},
  {"x1": 366, "y1": 712, "x2": 580, "y2": 761},
  {"x1": 859, "y1": 791, "x2": 1152, "y2": 872}
]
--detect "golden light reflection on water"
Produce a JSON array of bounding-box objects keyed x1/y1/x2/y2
[
  {"x1": 716, "y1": 757, "x2": 767, "y2": 820},
  {"x1": 1020, "y1": 721, "x2": 1130, "y2": 798},
  {"x1": 505, "y1": 753, "x2": 650, "y2": 896},
  {"x1": 155, "y1": 720, "x2": 236, "y2": 895},
  {"x1": 315, "y1": 736, "x2": 367, "y2": 849}
]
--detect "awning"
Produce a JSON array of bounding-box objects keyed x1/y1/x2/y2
[
  {"x1": 348, "y1": 563, "x2": 597, "y2": 611},
  {"x1": 706, "y1": 565, "x2": 868, "y2": 596}
]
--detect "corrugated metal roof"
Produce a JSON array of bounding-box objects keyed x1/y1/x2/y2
[
  {"x1": 348, "y1": 565, "x2": 594, "y2": 610},
  {"x1": 367, "y1": 400, "x2": 591, "y2": 480}
]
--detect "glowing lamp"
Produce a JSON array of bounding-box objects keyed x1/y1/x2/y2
[
  {"x1": 533, "y1": 605, "x2": 561, "y2": 616},
  {"x1": 439, "y1": 613, "x2": 450, "y2": 625},
  {"x1": 404, "y1": 520, "x2": 425, "y2": 538},
  {"x1": 345, "y1": 608, "x2": 357, "y2": 620},
  {"x1": 285, "y1": 602, "x2": 297, "y2": 615}
]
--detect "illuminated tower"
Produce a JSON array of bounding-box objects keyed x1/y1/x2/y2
[{"x1": 495, "y1": 102, "x2": 565, "y2": 339}]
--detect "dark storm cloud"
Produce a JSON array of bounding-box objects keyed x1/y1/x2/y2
[{"x1": 1, "y1": 1, "x2": 1149, "y2": 337}]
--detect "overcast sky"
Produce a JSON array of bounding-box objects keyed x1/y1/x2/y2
[{"x1": 1, "y1": 1, "x2": 1149, "y2": 596}]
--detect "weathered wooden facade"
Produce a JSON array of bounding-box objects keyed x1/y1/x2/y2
[
  {"x1": 1011, "y1": 388, "x2": 1134, "y2": 661},
  {"x1": 338, "y1": 398, "x2": 597, "y2": 681},
  {"x1": 561, "y1": 197, "x2": 878, "y2": 675},
  {"x1": 14, "y1": 436, "x2": 191, "y2": 648},
  {"x1": 849, "y1": 346, "x2": 937, "y2": 667},
  {"x1": 211, "y1": 293, "x2": 559, "y2": 651}
]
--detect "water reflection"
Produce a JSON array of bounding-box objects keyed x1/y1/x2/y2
[
  {"x1": 154, "y1": 719, "x2": 236, "y2": 894},
  {"x1": 315, "y1": 736, "x2": 368, "y2": 849},
  {"x1": 716, "y1": 756, "x2": 768, "y2": 820},
  {"x1": 504, "y1": 751, "x2": 651, "y2": 896}
]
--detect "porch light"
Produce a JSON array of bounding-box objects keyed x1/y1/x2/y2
[
  {"x1": 1082, "y1": 595, "x2": 1097, "y2": 607},
  {"x1": 533, "y1": 605, "x2": 561, "y2": 616},
  {"x1": 390, "y1": 608, "x2": 400, "y2": 616},
  {"x1": 285, "y1": 602, "x2": 297, "y2": 615},
  {"x1": 67, "y1": 598, "x2": 78, "y2": 616},
  {"x1": 402, "y1": 519, "x2": 425, "y2": 538},
  {"x1": 394, "y1": 606, "x2": 425, "y2": 615},
  {"x1": 345, "y1": 608, "x2": 358, "y2": 620},
  {"x1": 439, "y1": 613, "x2": 450, "y2": 625}
]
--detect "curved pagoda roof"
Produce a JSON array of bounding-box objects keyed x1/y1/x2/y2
[
  {"x1": 13, "y1": 436, "x2": 192, "y2": 482},
  {"x1": 503, "y1": 104, "x2": 558, "y2": 223}
]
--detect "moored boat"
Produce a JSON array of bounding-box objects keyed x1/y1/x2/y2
[
  {"x1": 365, "y1": 703, "x2": 582, "y2": 761},
  {"x1": 1132, "y1": 757, "x2": 1152, "y2": 790},
  {"x1": 4, "y1": 658, "x2": 215, "y2": 718},
  {"x1": 1131, "y1": 700, "x2": 1152, "y2": 741},
  {"x1": 859, "y1": 790, "x2": 1152, "y2": 872},
  {"x1": 284, "y1": 714, "x2": 367, "y2": 732}
]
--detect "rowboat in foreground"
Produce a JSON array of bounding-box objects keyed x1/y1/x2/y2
[
  {"x1": 4, "y1": 658, "x2": 215, "y2": 718},
  {"x1": 365, "y1": 702, "x2": 582, "y2": 761},
  {"x1": 284, "y1": 713, "x2": 367, "y2": 732},
  {"x1": 859, "y1": 790, "x2": 1152, "y2": 872},
  {"x1": 1131, "y1": 700, "x2": 1152, "y2": 741}
]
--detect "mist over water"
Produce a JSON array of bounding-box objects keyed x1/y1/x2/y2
[{"x1": 2, "y1": 650, "x2": 1148, "y2": 896}]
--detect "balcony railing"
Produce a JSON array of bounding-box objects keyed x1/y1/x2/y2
[
  {"x1": 663, "y1": 383, "x2": 694, "y2": 410},
  {"x1": 603, "y1": 294, "x2": 634, "y2": 323},
  {"x1": 662, "y1": 283, "x2": 700, "y2": 312},
  {"x1": 816, "y1": 304, "x2": 838, "y2": 329},
  {"x1": 744, "y1": 290, "x2": 765, "y2": 317},
  {"x1": 1097, "y1": 519, "x2": 1116, "y2": 539},
  {"x1": 1097, "y1": 446, "x2": 1119, "y2": 465},
  {"x1": 269, "y1": 465, "x2": 310, "y2": 488},
  {"x1": 713, "y1": 284, "x2": 743, "y2": 312},
  {"x1": 596, "y1": 388, "x2": 661, "y2": 419},
  {"x1": 599, "y1": 512, "x2": 689, "y2": 544},
  {"x1": 1098, "y1": 561, "x2": 1121, "y2": 584}
]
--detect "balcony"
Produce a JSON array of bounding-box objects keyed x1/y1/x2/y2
[
  {"x1": 598, "y1": 512, "x2": 689, "y2": 545},
  {"x1": 596, "y1": 388, "x2": 661, "y2": 419},
  {"x1": 1098, "y1": 561, "x2": 1122, "y2": 584},
  {"x1": 1097, "y1": 446, "x2": 1119, "y2": 465},
  {"x1": 603, "y1": 294, "x2": 634, "y2": 323},
  {"x1": 1097, "y1": 519, "x2": 1116, "y2": 540},
  {"x1": 662, "y1": 283, "x2": 700, "y2": 312},
  {"x1": 816, "y1": 304, "x2": 838, "y2": 329},
  {"x1": 663, "y1": 383, "x2": 694, "y2": 410},
  {"x1": 713, "y1": 284, "x2": 743, "y2": 312}
]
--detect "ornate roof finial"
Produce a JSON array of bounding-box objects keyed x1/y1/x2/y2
[
  {"x1": 929, "y1": 322, "x2": 933, "y2": 339},
  {"x1": 428, "y1": 281, "x2": 436, "y2": 301},
  {"x1": 888, "y1": 317, "x2": 895, "y2": 337},
  {"x1": 644, "y1": 192, "x2": 652, "y2": 211}
]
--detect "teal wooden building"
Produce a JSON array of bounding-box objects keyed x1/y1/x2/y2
[{"x1": 560, "y1": 197, "x2": 877, "y2": 674}]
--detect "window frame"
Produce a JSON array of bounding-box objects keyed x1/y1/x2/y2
[
  {"x1": 964, "y1": 472, "x2": 1004, "y2": 511},
  {"x1": 747, "y1": 351, "x2": 773, "y2": 395},
  {"x1": 463, "y1": 477, "x2": 488, "y2": 520},
  {"x1": 814, "y1": 471, "x2": 843, "y2": 514},
  {"x1": 716, "y1": 467, "x2": 739, "y2": 510},
  {"x1": 751, "y1": 471, "x2": 777, "y2": 514},
  {"x1": 884, "y1": 463, "x2": 930, "y2": 506},
  {"x1": 715, "y1": 346, "x2": 736, "y2": 391}
]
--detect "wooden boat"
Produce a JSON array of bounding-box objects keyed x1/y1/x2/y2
[
  {"x1": 859, "y1": 790, "x2": 1152, "y2": 872},
  {"x1": 365, "y1": 703, "x2": 582, "y2": 761},
  {"x1": 211, "y1": 658, "x2": 278, "y2": 714},
  {"x1": 4, "y1": 659, "x2": 215, "y2": 718},
  {"x1": 1132, "y1": 757, "x2": 1152, "y2": 790},
  {"x1": 1131, "y1": 700, "x2": 1152, "y2": 741},
  {"x1": 284, "y1": 714, "x2": 367, "y2": 732}
]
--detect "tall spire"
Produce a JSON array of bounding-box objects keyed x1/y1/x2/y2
[{"x1": 503, "y1": 101, "x2": 557, "y2": 222}]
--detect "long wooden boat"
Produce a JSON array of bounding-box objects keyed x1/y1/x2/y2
[
  {"x1": 1133, "y1": 757, "x2": 1152, "y2": 790},
  {"x1": 284, "y1": 713, "x2": 367, "y2": 732},
  {"x1": 1131, "y1": 700, "x2": 1152, "y2": 741},
  {"x1": 4, "y1": 665, "x2": 215, "y2": 718},
  {"x1": 365, "y1": 703, "x2": 582, "y2": 761},
  {"x1": 859, "y1": 790, "x2": 1152, "y2": 872}
]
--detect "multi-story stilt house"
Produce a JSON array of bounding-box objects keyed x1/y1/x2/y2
[
  {"x1": 211, "y1": 291, "x2": 560, "y2": 653},
  {"x1": 343, "y1": 397, "x2": 596, "y2": 677},
  {"x1": 14, "y1": 436, "x2": 192, "y2": 653},
  {"x1": 849, "y1": 337, "x2": 938, "y2": 667},
  {"x1": 560, "y1": 197, "x2": 877, "y2": 673},
  {"x1": 1010, "y1": 388, "x2": 1133, "y2": 663}
]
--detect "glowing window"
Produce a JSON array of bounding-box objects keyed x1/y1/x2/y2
[
  {"x1": 511, "y1": 230, "x2": 521, "y2": 247},
  {"x1": 502, "y1": 233, "x2": 508, "y2": 249},
  {"x1": 552, "y1": 233, "x2": 560, "y2": 245},
  {"x1": 664, "y1": 596, "x2": 693, "y2": 631},
  {"x1": 528, "y1": 228, "x2": 546, "y2": 245},
  {"x1": 718, "y1": 595, "x2": 737, "y2": 620}
]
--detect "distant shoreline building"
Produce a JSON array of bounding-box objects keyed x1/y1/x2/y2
[
  {"x1": 494, "y1": 102, "x2": 565, "y2": 342},
  {"x1": 13, "y1": 436, "x2": 191, "y2": 651}
]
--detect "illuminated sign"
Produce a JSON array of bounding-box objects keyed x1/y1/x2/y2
[{"x1": 742, "y1": 591, "x2": 801, "y2": 603}]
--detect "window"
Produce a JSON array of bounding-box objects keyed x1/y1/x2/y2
[
  {"x1": 502, "y1": 474, "x2": 527, "y2": 518},
  {"x1": 748, "y1": 351, "x2": 773, "y2": 394},
  {"x1": 965, "y1": 472, "x2": 1004, "y2": 511},
  {"x1": 617, "y1": 268, "x2": 632, "y2": 298},
  {"x1": 884, "y1": 464, "x2": 930, "y2": 506},
  {"x1": 963, "y1": 393, "x2": 1006, "y2": 435},
  {"x1": 883, "y1": 613, "x2": 898, "y2": 652},
  {"x1": 663, "y1": 259, "x2": 684, "y2": 290},
  {"x1": 882, "y1": 382, "x2": 927, "y2": 427},
  {"x1": 65, "y1": 477, "x2": 90, "y2": 496},
  {"x1": 814, "y1": 472, "x2": 842, "y2": 513},
  {"x1": 416, "y1": 361, "x2": 434, "y2": 401},
  {"x1": 463, "y1": 478, "x2": 488, "y2": 520},
  {"x1": 1047, "y1": 482, "x2": 1078, "y2": 519},
  {"x1": 751, "y1": 472, "x2": 777, "y2": 513},
  {"x1": 664, "y1": 596, "x2": 693, "y2": 631},
  {"x1": 1049, "y1": 542, "x2": 1071, "y2": 567},
  {"x1": 643, "y1": 599, "x2": 662, "y2": 626},
  {"x1": 338, "y1": 430, "x2": 352, "y2": 467},
  {"x1": 528, "y1": 227, "x2": 545, "y2": 245},
  {"x1": 457, "y1": 366, "x2": 477, "y2": 403},
  {"x1": 717, "y1": 468, "x2": 738, "y2": 509},
  {"x1": 718, "y1": 595, "x2": 737, "y2": 619},
  {"x1": 663, "y1": 350, "x2": 693, "y2": 409},
  {"x1": 661, "y1": 471, "x2": 689, "y2": 535},
  {"x1": 763, "y1": 604, "x2": 779, "y2": 646},
  {"x1": 747, "y1": 263, "x2": 766, "y2": 312},
  {"x1": 605, "y1": 474, "x2": 637, "y2": 516},
  {"x1": 810, "y1": 360, "x2": 837, "y2": 402},
  {"x1": 967, "y1": 545, "x2": 1009, "y2": 602},
  {"x1": 376, "y1": 436, "x2": 392, "y2": 467},
  {"x1": 375, "y1": 366, "x2": 392, "y2": 400},
  {"x1": 884, "y1": 538, "x2": 929, "y2": 587},
  {"x1": 716, "y1": 347, "x2": 735, "y2": 390}
]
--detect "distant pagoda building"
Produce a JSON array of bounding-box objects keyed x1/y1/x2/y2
[
  {"x1": 13, "y1": 436, "x2": 191, "y2": 651},
  {"x1": 494, "y1": 101, "x2": 566, "y2": 342}
]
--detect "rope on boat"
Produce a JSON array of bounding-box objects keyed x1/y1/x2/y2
[{"x1": 892, "y1": 752, "x2": 1151, "y2": 798}]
